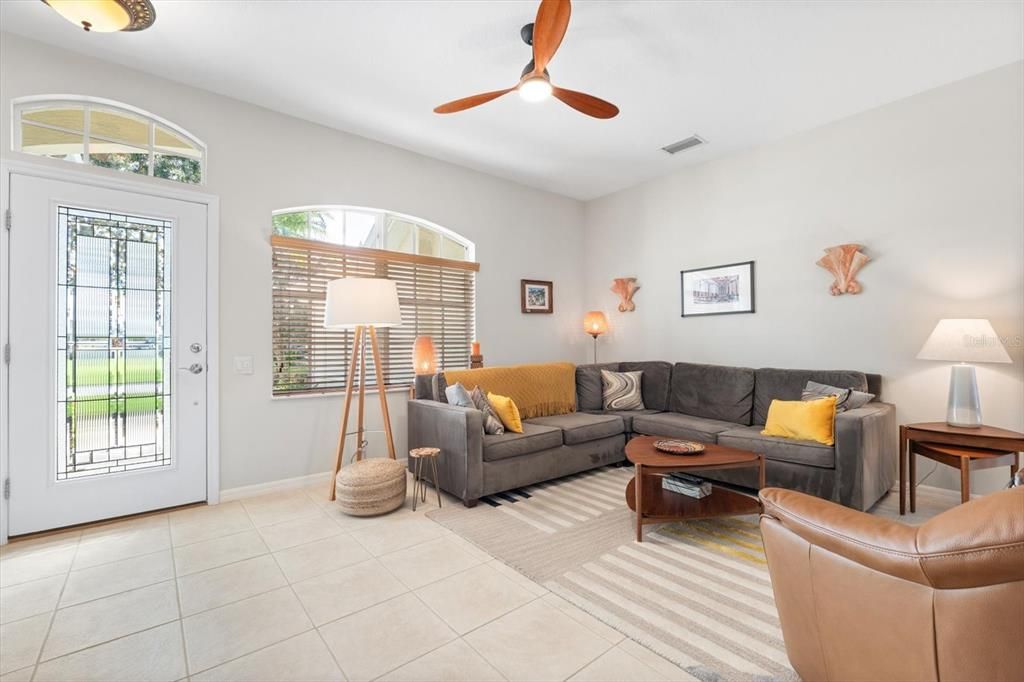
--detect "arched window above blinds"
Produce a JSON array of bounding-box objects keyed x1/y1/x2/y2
[
  {"x1": 271, "y1": 206, "x2": 477, "y2": 395},
  {"x1": 13, "y1": 96, "x2": 206, "y2": 185}
]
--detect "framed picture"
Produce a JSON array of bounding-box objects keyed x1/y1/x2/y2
[
  {"x1": 680, "y1": 261, "x2": 755, "y2": 317},
  {"x1": 521, "y1": 279, "x2": 554, "y2": 314}
]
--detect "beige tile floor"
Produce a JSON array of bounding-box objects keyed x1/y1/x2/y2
[
  {"x1": 0, "y1": 475, "x2": 963, "y2": 682},
  {"x1": 0, "y1": 476, "x2": 695, "y2": 682}
]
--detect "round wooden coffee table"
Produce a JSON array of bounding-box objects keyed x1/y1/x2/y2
[{"x1": 625, "y1": 435, "x2": 765, "y2": 542}]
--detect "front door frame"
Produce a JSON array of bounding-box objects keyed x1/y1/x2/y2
[{"x1": 0, "y1": 158, "x2": 220, "y2": 544}]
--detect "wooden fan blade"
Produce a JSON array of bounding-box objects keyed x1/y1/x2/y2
[
  {"x1": 552, "y1": 86, "x2": 619, "y2": 119},
  {"x1": 434, "y1": 88, "x2": 514, "y2": 114},
  {"x1": 532, "y1": 0, "x2": 571, "y2": 75}
]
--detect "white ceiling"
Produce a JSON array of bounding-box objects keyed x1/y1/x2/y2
[{"x1": 2, "y1": 1, "x2": 1021, "y2": 200}]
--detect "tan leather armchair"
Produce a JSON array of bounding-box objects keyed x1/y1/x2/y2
[{"x1": 759, "y1": 486, "x2": 1024, "y2": 682}]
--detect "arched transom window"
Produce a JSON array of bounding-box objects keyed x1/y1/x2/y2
[
  {"x1": 13, "y1": 97, "x2": 205, "y2": 185},
  {"x1": 271, "y1": 206, "x2": 477, "y2": 395}
]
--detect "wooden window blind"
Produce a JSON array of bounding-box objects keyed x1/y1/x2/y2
[{"x1": 271, "y1": 234, "x2": 478, "y2": 395}]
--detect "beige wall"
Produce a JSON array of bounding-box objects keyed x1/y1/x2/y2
[
  {"x1": 0, "y1": 33, "x2": 589, "y2": 491},
  {"x1": 583, "y1": 62, "x2": 1024, "y2": 494}
]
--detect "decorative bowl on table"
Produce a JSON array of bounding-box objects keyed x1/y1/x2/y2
[{"x1": 653, "y1": 439, "x2": 706, "y2": 455}]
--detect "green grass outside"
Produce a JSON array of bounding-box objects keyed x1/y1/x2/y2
[
  {"x1": 68, "y1": 396, "x2": 165, "y2": 419},
  {"x1": 65, "y1": 357, "x2": 165, "y2": 418},
  {"x1": 67, "y1": 357, "x2": 164, "y2": 386}
]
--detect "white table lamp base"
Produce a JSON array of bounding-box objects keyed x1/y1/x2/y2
[{"x1": 947, "y1": 363, "x2": 982, "y2": 428}]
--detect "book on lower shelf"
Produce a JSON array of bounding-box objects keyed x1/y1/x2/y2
[{"x1": 661, "y1": 473, "x2": 712, "y2": 499}]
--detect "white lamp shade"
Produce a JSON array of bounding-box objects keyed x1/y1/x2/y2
[
  {"x1": 916, "y1": 319, "x2": 1011, "y2": 364},
  {"x1": 323, "y1": 278, "x2": 402, "y2": 329}
]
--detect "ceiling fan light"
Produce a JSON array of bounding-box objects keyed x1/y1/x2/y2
[
  {"x1": 42, "y1": 0, "x2": 156, "y2": 32},
  {"x1": 518, "y1": 77, "x2": 553, "y2": 103}
]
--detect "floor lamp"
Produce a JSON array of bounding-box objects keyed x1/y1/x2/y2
[
  {"x1": 325, "y1": 277, "x2": 403, "y2": 500},
  {"x1": 583, "y1": 311, "x2": 608, "y2": 363}
]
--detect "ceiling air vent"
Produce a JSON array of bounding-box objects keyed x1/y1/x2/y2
[{"x1": 661, "y1": 135, "x2": 706, "y2": 155}]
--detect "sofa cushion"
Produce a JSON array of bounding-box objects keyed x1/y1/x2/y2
[
  {"x1": 488, "y1": 392, "x2": 523, "y2": 433},
  {"x1": 414, "y1": 373, "x2": 448, "y2": 402},
  {"x1": 718, "y1": 425, "x2": 835, "y2": 469},
  {"x1": 619, "y1": 361, "x2": 673, "y2": 411},
  {"x1": 482, "y1": 423, "x2": 563, "y2": 462},
  {"x1": 802, "y1": 380, "x2": 874, "y2": 412},
  {"x1": 444, "y1": 382, "x2": 473, "y2": 408},
  {"x1": 866, "y1": 373, "x2": 882, "y2": 400},
  {"x1": 584, "y1": 409, "x2": 660, "y2": 432},
  {"x1": 753, "y1": 368, "x2": 869, "y2": 426},
  {"x1": 670, "y1": 362, "x2": 755, "y2": 425},
  {"x1": 632, "y1": 412, "x2": 737, "y2": 443},
  {"x1": 575, "y1": 363, "x2": 620, "y2": 411},
  {"x1": 526, "y1": 413, "x2": 625, "y2": 446},
  {"x1": 762, "y1": 396, "x2": 837, "y2": 446},
  {"x1": 601, "y1": 370, "x2": 645, "y2": 411},
  {"x1": 470, "y1": 386, "x2": 505, "y2": 435}
]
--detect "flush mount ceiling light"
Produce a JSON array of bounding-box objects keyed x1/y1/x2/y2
[{"x1": 41, "y1": 0, "x2": 156, "y2": 32}]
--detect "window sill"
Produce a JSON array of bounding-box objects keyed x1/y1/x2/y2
[{"x1": 270, "y1": 385, "x2": 413, "y2": 401}]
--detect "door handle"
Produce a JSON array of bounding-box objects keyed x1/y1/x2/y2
[{"x1": 179, "y1": 363, "x2": 204, "y2": 375}]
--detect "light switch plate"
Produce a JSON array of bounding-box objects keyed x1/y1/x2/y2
[{"x1": 234, "y1": 356, "x2": 254, "y2": 375}]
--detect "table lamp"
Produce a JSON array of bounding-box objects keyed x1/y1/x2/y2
[
  {"x1": 916, "y1": 319, "x2": 1011, "y2": 428},
  {"x1": 413, "y1": 336, "x2": 437, "y2": 375},
  {"x1": 324, "y1": 277, "x2": 403, "y2": 499},
  {"x1": 583, "y1": 311, "x2": 608, "y2": 363}
]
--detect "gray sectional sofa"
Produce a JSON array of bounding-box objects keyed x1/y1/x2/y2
[{"x1": 408, "y1": 361, "x2": 896, "y2": 511}]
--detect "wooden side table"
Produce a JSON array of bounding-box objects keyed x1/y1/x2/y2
[
  {"x1": 409, "y1": 447, "x2": 442, "y2": 511},
  {"x1": 899, "y1": 422, "x2": 1023, "y2": 515}
]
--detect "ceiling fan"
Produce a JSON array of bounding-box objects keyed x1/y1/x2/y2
[{"x1": 434, "y1": 0, "x2": 619, "y2": 119}]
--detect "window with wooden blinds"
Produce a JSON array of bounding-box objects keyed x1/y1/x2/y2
[{"x1": 271, "y1": 234, "x2": 478, "y2": 395}]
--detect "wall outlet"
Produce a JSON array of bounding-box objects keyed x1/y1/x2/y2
[{"x1": 234, "y1": 356, "x2": 254, "y2": 375}]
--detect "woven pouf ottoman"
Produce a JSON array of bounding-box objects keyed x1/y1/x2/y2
[{"x1": 335, "y1": 458, "x2": 407, "y2": 516}]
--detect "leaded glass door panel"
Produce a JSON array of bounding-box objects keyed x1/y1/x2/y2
[{"x1": 8, "y1": 174, "x2": 208, "y2": 536}]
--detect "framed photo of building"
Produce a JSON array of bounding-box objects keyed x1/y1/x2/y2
[
  {"x1": 680, "y1": 261, "x2": 755, "y2": 317},
  {"x1": 521, "y1": 279, "x2": 554, "y2": 314}
]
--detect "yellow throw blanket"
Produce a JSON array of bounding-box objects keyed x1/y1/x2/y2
[{"x1": 444, "y1": 362, "x2": 577, "y2": 419}]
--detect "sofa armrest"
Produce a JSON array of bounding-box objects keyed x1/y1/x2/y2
[
  {"x1": 833, "y1": 401, "x2": 897, "y2": 510},
  {"x1": 407, "y1": 399, "x2": 484, "y2": 504}
]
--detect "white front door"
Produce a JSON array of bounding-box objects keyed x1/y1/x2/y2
[{"x1": 7, "y1": 173, "x2": 208, "y2": 535}]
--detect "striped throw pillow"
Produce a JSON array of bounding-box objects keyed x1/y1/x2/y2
[
  {"x1": 801, "y1": 381, "x2": 874, "y2": 413},
  {"x1": 470, "y1": 386, "x2": 505, "y2": 435},
  {"x1": 601, "y1": 370, "x2": 645, "y2": 411}
]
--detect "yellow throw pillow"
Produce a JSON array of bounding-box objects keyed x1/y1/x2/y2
[
  {"x1": 761, "y1": 396, "x2": 837, "y2": 445},
  {"x1": 487, "y1": 392, "x2": 523, "y2": 433}
]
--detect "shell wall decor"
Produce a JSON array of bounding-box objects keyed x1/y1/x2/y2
[
  {"x1": 611, "y1": 277, "x2": 640, "y2": 312},
  {"x1": 816, "y1": 244, "x2": 869, "y2": 295}
]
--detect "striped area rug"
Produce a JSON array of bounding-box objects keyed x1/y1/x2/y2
[{"x1": 426, "y1": 465, "x2": 797, "y2": 682}]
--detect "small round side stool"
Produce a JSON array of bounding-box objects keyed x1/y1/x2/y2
[{"x1": 409, "y1": 447, "x2": 442, "y2": 511}]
